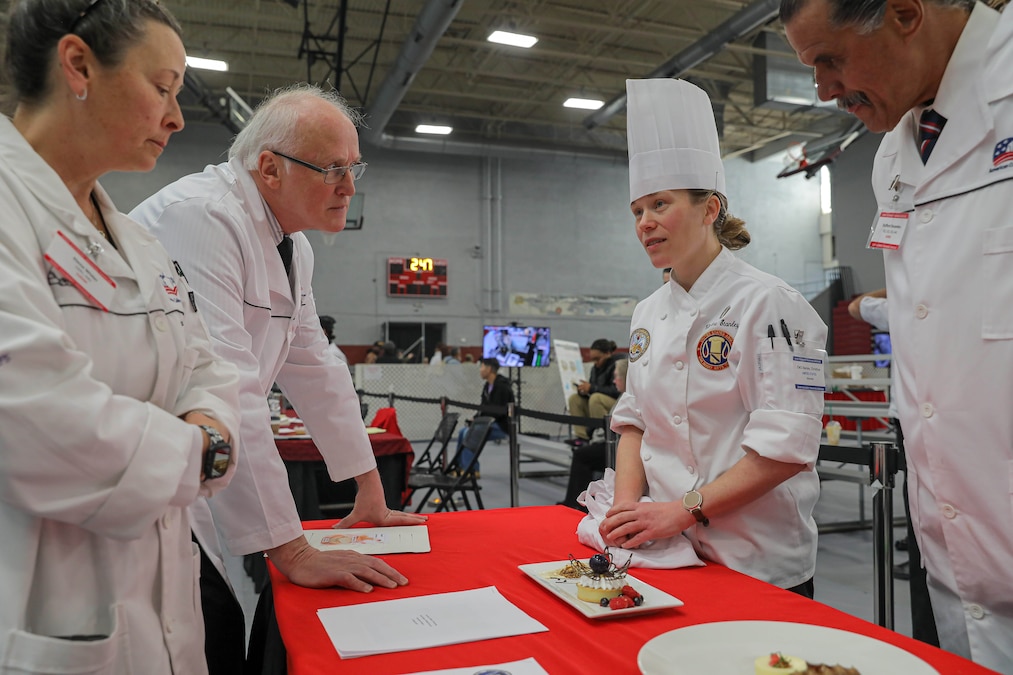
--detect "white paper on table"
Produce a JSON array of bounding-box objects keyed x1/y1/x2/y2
[
  {"x1": 396, "y1": 657, "x2": 549, "y2": 675},
  {"x1": 304, "y1": 526, "x2": 430, "y2": 554},
  {"x1": 317, "y1": 586, "x2": 548, "y2": 659}
]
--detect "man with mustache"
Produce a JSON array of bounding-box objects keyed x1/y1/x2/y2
[
  {"x1": 132, "y1": 84, "x2": 426, "y2": 674},
  {"x1": 783, "y1": 1, "x2": 1013, "y2": 670}
]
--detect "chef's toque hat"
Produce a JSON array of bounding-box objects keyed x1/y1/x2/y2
[{"x1": 627, "y1": 78, "x2": 725, "y2": 203}]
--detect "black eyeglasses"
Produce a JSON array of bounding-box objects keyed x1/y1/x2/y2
[
  {"x1": 69, "y1": 0, "x2": 106, "y2": 34},
  {"x1": 270, "y1": 151, "x2": 367, "y2": 184}
]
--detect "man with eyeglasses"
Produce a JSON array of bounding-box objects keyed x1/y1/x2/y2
[{"x1": 132, "y1": 84, "x2": 426, "y2": 674}]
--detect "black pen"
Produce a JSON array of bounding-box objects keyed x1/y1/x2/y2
[
  {"x1": 779, "y1": 319, "x2": 794, "y2": 352},
  {"x1": 767, "y1": 324, "x2": 775, "y2": 348}
]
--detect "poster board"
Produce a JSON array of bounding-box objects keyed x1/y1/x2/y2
[{"x1": 553, "y1": 339, "x2": 585, "y2": 411}]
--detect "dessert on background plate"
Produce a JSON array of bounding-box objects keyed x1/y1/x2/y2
[{"x1": 755, "y1": 652, "x2": 807, "y2": 674}]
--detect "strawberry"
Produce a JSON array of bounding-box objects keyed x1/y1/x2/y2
[
  {"x1": 608, "y1": 595, "x2": 634, "y2": 610},
  {"x1": 621, "y1": 585, "x2": 639, "y2": 598}
]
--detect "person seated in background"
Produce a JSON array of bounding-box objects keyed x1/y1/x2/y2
[
  {"x1": 455, "y1": 358, "x2": 515, "y2": 475},
  {"x1": 559, "y1": 358, "x2": 628, "y2": 509},
  {"x1": 376, "y1": 341, "x2": 403, "y2": 363},
  {"x1": 318, "y1": 315, "x2": 347, "y2": 363},
  {"x1": 429, "y1": 342, "x2": 445, "y2": 365},
  {"x1": 362, "y1": 346, "x2": 382, "y2": 364},
  {"x1": 566, "y1": 338, "x2": 622, "y2": 446},
  {"x1": 444, "y1": 346, "x2": 462, "y2": 364}
]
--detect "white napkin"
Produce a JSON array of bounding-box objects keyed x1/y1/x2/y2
[{"x1": 576, "y1": 468, "x2": 705, "y2": 569}]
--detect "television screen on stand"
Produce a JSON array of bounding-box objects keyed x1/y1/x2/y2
[{"x1": 482, "y1": 325, "x2": 551, "y2": 367}]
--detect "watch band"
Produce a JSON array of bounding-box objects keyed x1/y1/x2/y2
[{"x1": 198, "y1": 424, "x2": 231, "y2": 480}]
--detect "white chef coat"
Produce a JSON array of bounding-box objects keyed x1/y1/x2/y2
[
  {"x1": 871, "y1": 3, "x2": 1013, "y2": 669},
  {"x1": 131, "y1": 159, "x2": 376, "y2": 562},
  {"x1": 0, "y1": 117, "x2": 240, "y2": 674},
  {"x1": 611, "y1": 248, "x2": 828, "y2": 589}
]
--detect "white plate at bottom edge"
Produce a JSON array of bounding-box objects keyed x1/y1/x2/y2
[
  {"x1": 637, "y1": 620, "x2": 939, "y2": 674},
  {"x1": 518, "y1": 560, "x2": 683, "y2": 620}
]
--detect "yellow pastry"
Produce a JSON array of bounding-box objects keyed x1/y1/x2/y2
[{"x1": 754, "y1": 653, "x2": 808, "y2": 675}]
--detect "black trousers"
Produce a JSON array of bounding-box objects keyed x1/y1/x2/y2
[
  {"x1": 561, "y1": 441, "x2": 608, "y2": 509},
  {"x1": 197, "y1": 542, "x2": 247, "y2": 675}
]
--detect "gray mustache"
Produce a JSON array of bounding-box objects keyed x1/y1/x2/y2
[{"x1": 837, "y1": 91, "x2": 872, "y2": 111}]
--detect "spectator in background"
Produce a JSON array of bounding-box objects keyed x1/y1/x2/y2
[
  {"x1": 376, "y1": 341, "x2": 402, "y2": 363},
  {"x1": 455, "y1": 358, "x2": 515, "y2": 474},
  {"x1": 566, "y1": 338, "x2": 622, "y2": 446},
  {"x1": 362, "y1": 346, "x2": 382, "y2": 364},
  {"x1": 560, "y1": 358, "x2": 629, "y2": 509},
  {"x1": 445, "y1": 346, "x2": 462, "y2": 364},
  {"x1": 463, "y1": 353, "x2": 476, "y2": 363},
  {"x1": 429, "y1": 342, "x2": 445, "y2": 365},
  {"x1": 318, "y1": 314, "x2": 347, "y2": 363}
]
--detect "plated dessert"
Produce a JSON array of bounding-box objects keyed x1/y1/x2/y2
[
  {"x1": 754, "y1": 652, "x2": 860, "y2": 675},
  {"x1": 539, "y1": 551, "x2": 645, "y2": 611}
]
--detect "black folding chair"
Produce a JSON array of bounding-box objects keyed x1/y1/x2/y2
[
  {"x1": 400, "y1": 412, "x2": 460, "y2": 509},
  {"x1": 407, "y1": 416, "x2": 494, "y2": 513}
]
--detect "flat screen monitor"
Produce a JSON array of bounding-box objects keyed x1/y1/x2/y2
[{"x1": 482, "y1": 325, "x2": 551, "y2": 367}]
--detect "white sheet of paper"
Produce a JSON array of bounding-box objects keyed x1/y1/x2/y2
[
  {"x1": 317, "y1": 586, "x2": 548, "y2": 659},
  {"x1": 398, "y1": 657, "x2": 549, "y2": 675},
  {"x1": 304, "y1": 526, "x2": 431, "y2": 554}
]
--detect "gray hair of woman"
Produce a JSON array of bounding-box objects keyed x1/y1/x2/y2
[
  {"x1": 779, "y1": 0, "x2": 975, "y2": 34},
  {"x1": 5, "y1": 0, "x2": 182, "y2": 105},
  {"x1": 228, "y1": 84, "x2": 364, "y2": 170}
]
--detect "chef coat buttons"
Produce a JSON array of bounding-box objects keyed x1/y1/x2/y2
[
  {"x1": 660, "y1": 313, "x2": 668, "y2": 321},
  {"x1": 673, "y1": 415, "x2": 683, "y2": 425},
  {"x1": 161, "y1": 512, "x2": 172, "y2": 529},
  {"x1": 914, "y1": 304, "x2": 928, "y2": 319},
  {"x1": 919, "y1": 209, "x2": 934, "y2": 224},
  {"x1": 675, "y1": 361, "x2": 685, "y2": 371},
  {"x1": 941, "y1": 504, "x2": 957, "y2": 519},
  {"x1": 967, "y1": 604, "x2": 986, "y2": 620},
  {"x1": 154, "y1": 316, "x2": 168, "y2": 332},
  {"x1": 687, "y1": 465, "x2": 696, "y2": 475},
  {"x1": 164, "y1": 619, "x2": 174, "y2": 634},
  {"x1": 921, "y1": 402, "x2": 934, "y2": 418}
]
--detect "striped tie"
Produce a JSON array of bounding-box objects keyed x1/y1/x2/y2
[{"x1": 917, "y1": 109, "x2": 946, "y2": 163}]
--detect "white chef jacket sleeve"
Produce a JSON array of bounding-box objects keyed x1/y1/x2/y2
[
  {"x1": 143, "y1": 197, "x2": 308, "y2": 555},
  {"x1": 737, "y1": 286, "x2": 827, "y2": 467},
  {"x1": 0, "y1": 193, "x2": 234, "y2": 540},
  {"x1": 276, "y1": 237, "x2": 376, "y2": 484},
  {"x1": 859, "y1": 296, "x2": 890, "y2": 332}
]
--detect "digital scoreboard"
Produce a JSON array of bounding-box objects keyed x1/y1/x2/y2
[{"x1": 387, "y1": 257, "x2": 447, "y2": 296}]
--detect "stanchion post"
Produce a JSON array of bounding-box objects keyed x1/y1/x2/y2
[
  {"x1": 870, "y1": 441, "x2": 898, "y2": 629},
  {"x1": 387, "y1": 391, "x2": 395, "y2": 408},
  {"x1": 508, "y1": 402, "x2": 519, "y2": 507},
  {"x1": 604, "y1": 414, "x2": 617, "y2": 469}
]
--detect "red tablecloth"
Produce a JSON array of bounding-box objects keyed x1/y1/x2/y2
[
  {"x1": 268, "y1": 506, "x2": 995, "y2": 674},
  {"x1": 276, "y1": 431, "x2": 413, "y2": 463}
]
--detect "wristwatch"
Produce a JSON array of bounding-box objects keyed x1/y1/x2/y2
[
  {"x1": 198, "y1": 424, "x2": 232, "y2": 481},
  {"x1": 682, "y1": 489, "x2": 710, "y2": 527}
]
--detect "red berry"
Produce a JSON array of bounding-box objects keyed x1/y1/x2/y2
[
  {"x1": 608, "y1": 595, "x2": 634, "y2": 610},
  {"x1": 621, "y1": 585, "x2": 638, "y2": 598}
]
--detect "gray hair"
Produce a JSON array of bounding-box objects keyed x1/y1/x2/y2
[
  {"x1": 228, "y1": 84, "x2": 363, "y2": 169},
  {"x1": 5, "y1": 0, "x2": 182, "y2": 105},
  {"x1": 780, "y1": 0, "x2": 975, "y2": 33}
]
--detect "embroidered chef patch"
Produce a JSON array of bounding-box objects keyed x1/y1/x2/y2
[
  {"x1": 992, "y1": 137, "x2": 1013, "y2": 173},
  {"x1": 628, "y1": 328, "x2": 650, "y2": 362},
  {"x1": 160, "y1": 273, "x2": 182, "y2": 303},
  {"x1": 697, "y1": 329, "x2": 732, "y2": 370}
]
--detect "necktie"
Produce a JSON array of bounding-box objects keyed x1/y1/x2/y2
[
  {"x1": 277, "y1": 236, "x2": 293, "y2": 276},
  {"x1": 917, "y1": 109, "x2": 946, "y2": 164}
]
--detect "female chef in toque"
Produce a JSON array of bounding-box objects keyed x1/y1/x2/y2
[{"x1": 600, "y1": 78, "x2": 828, "y2": 596}]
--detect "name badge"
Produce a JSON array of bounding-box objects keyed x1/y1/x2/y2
[
  {"x1": 44, "y1": 230, "x2": 116, "y2": 311},
  {"x1": 793, "y1": 354, "x2": 826, "y2": 391},
  {"x1": 867, "y1": 211, "x2": 910, "y2": 250}
]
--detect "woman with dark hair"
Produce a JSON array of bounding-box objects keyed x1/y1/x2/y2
[{"x1": 0, "y1": 1, "x2": 240, "y2": 672}]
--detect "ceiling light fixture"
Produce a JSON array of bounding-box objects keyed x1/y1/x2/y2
[
  {"x1": 487, "y1": 30, "x2": 538, "y2": 48},
  {"x1": 416, "y1": 124, "x2": 453, "y2": 135},
  {"x1": 563, "y1": 97, "x2": 604, "y2": 110},
  {"x1": 186, "y1": 56, "x2": 229, "y2": 72}
]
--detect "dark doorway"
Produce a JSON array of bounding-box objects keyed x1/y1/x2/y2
[{"x1": 384, "y1": 322, "x2": 445, "y2": 364}]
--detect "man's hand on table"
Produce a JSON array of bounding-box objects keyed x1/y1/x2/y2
[
  {"x1": 266, "y1": 535, "x2": 407, "y2": 592},
  {"x1": 333, "y1": 467, "x2": 428, "y2": 529}
]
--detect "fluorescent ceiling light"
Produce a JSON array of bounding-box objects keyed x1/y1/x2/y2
[
  {"x1": 563, "y1": 97, "x2": 604, "y2": 110},
  {"x1": 416, "y1": 124, "x2": 453, "y2": 135},
  {"x1": 487, "y1": 30, "x2": 538, "y2": 48},
  {"x1": 186, "y1": 56, "x2": 229, "y2": 72}
]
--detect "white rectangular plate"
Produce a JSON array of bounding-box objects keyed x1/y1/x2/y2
[{"x1": 518, "y1": 560, "x2": 683, "y2": 620}]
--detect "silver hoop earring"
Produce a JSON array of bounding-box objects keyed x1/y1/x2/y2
[{"x1": 75, "y1": 89, "x2": 88, "y2": 101}]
